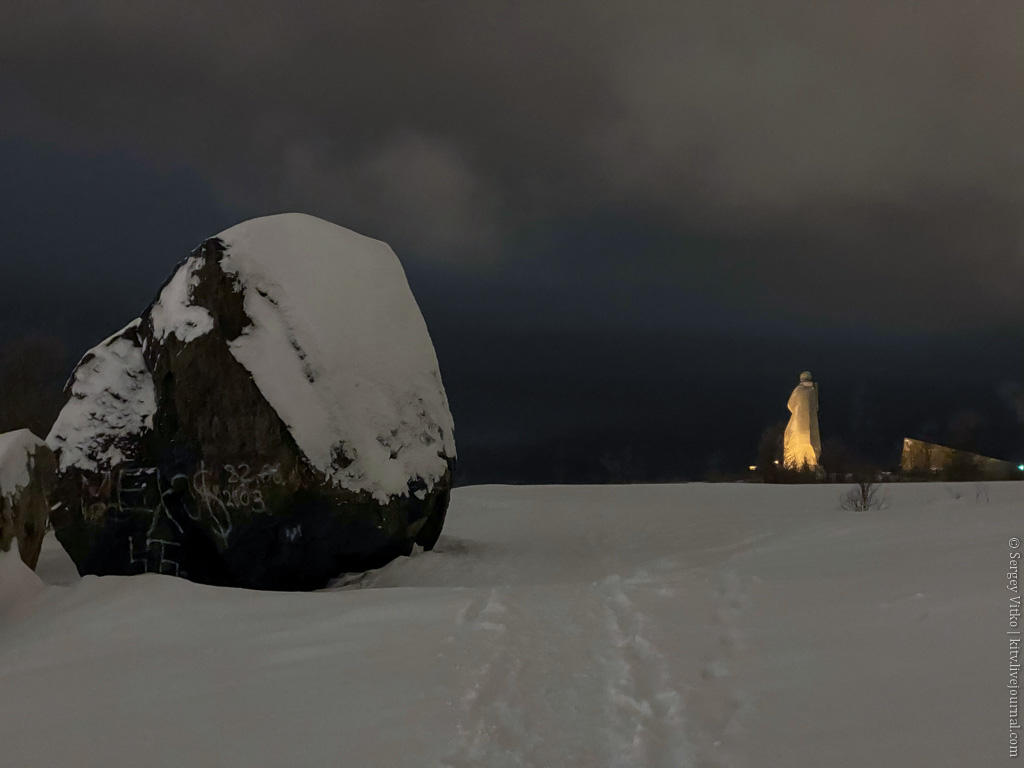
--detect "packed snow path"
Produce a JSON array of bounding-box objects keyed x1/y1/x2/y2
[{"x1": 2, "y1": 483, "x2": 1019, "y2": 767}]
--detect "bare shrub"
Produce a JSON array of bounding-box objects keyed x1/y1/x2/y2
[{"x1": 840, "y1": 478, "x2": 884, "y2": 511}]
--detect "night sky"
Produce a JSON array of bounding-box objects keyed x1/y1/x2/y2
[{"x1": 2, "y1": 2, "x2": 1023, "y2": 482}]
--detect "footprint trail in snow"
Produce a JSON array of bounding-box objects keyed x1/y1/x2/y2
[{"x1": 440, "y1": 569, "x2": 701, "y2": 768}]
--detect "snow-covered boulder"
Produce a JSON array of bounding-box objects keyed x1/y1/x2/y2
[
  {"x1": 0, "y1": 429, "x2": 56, "y2": 570},
  {"x1": 47, "y1": 213, "x2": 456, "y2": 590}
]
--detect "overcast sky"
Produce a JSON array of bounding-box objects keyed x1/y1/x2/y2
[{"x1": 2, "y1": 1, "x2": 1023, "y2": 480}]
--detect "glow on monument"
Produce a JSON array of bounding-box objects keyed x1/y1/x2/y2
[{"x1": 783, "y1": 371, "x2": 821, "y2": 469}]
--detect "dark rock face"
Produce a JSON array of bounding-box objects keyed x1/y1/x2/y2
[
  {"x1": 47, "y1": 215, "x2": 455, "y2": 590},
  {"x1": 0, "y1": 430, "x2": 56, "y2": 571}
]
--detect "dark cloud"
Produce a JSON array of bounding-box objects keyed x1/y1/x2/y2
[
  {"x1": 1, "y1": 1, "x2": 1022, "y2": 478},
  {"x1": 0, "y1": 138, "x2": 243, "y2": 349},
  {"x1": 4, "y1": 3, "x2": 1020, "y2": 284}
]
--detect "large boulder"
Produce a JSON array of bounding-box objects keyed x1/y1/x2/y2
[
  {"x1": 0, "y1": 429, "x2": 56, "y2": 570},
  {"x1": 47, "y1": 213, "x2": 456, "y2": 590}
]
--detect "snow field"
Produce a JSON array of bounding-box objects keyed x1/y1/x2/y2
[{"x1": 3, "y1": 481, "x2": 1019, "y2": 767}]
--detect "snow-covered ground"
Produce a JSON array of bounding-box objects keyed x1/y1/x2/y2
[{"x1": 2, "y1": 482, "x2": 1019, "y2": 767}]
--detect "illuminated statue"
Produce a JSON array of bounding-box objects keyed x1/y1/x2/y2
[{"x1": 784, "y1": 371, "x2": 821, "y2": 469}]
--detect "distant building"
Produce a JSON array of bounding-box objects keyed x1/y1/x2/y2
[{"x1": 900, "y1": 437, "x2": 1019, "y2": 478}]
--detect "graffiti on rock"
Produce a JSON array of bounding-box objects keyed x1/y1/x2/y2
[{"x1": 77, "y1": 462, "x2": 288, "y2": 574}]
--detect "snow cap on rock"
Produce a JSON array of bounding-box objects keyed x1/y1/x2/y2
[
  {"x1": 215, "y1": 213, "x2": 455, "y2": 502},
  {"x1": 0, "y1": 429, "x2": 48, "y2": 499},
  {"x1": 46, "y1": 320, "x2": 156, "y2": 473}
]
